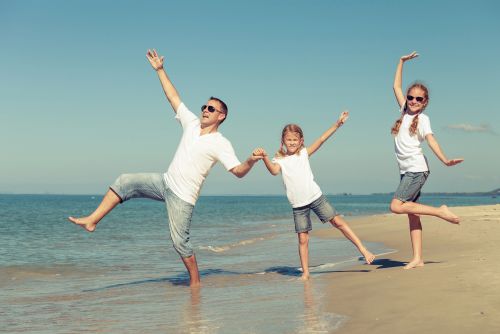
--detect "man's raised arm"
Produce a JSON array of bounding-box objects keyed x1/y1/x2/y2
[{"x1": 146, "y1": 49, "x2": 181, "y2": 113}]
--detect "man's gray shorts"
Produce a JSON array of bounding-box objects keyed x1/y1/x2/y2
[
  {"x1": 110, "y1": 173, "x2": 195, "y2": 258},
  {"x1": 394, "y1": 171, "x2": 430, "y2": 203}
]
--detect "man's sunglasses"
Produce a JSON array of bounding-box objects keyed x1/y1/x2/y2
[
  {"x1": 407, "y1": 95, "x2": 425, "y2": 102},
  {"x1": 201, "y1": 105, "x2": 224, "y2": 113}
]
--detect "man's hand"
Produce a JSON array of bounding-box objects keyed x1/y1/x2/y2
[{"x1": 146, "y1": 49, "x2": 164, "y2": 71}]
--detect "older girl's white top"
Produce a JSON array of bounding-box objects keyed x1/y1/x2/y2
[{"x1": 394, "y1": 112, "x2": 433, "y2": 174}]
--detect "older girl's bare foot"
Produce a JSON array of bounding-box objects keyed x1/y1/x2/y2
[
  {"x1": 403, "y1": 259, "x2": 424, "y2": 270},
  {"x1": 440, "y1": 205, "x2": 460, "y2": 224},
  {"x1": 68, "y1": 216, "x2": 97, "y2": 232},
  {"x1": 362, "y1": 250, "x2": 376, "y2": 264},
  {"x1": 300, "y1": 273, "x2": 310, "y2": 281}
]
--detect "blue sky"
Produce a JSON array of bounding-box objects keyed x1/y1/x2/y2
[{"x1": 1, "y1": 0, "x2": 499, "y2": 195}]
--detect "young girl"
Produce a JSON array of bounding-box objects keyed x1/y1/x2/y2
[
  {"x1": 253, "y1": 113, "x2": 375, "y2": 280},
  {"x1": 389, "y1": 51, "x2": 464, "y2": 269}
]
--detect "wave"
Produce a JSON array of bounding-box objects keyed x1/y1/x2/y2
[{"x1": 198, "y1": 235, "x2": 275, "y2": 253}]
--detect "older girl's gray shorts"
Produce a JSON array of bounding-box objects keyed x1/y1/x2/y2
[{"x1": 394, "y1": 171, "x2": 430, "y2": 203}]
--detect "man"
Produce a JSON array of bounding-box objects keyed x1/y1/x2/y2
[{"x1": 69, "y1": 49, "x2": 260, "y2": 286}]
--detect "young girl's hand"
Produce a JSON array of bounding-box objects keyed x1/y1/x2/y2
[
  {"x1": 401, "y1": 51, "x2": 419, "y2": 62},
  {"x1": 337, "y1": 111, "x2": 349, "y2": 126},
  {"x1": 445, "y1": 158, "x2": 464, "y2": 166}
]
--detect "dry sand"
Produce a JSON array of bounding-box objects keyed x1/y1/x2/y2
[{"x1": 313, "y1": 204, "x2": 500, "y2": 333}]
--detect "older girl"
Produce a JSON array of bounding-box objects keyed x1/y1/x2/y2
[{"x1": 389, "y1": 51, "x2": 463, "y2": 269}]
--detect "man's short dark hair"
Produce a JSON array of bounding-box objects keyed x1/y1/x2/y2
[{"x1": 210, "y1": 96, "x2": 228, "y2": 124}]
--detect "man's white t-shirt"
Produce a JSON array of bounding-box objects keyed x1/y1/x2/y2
[
  {"x1": 273, "y1": 148, "x2": 322, "y2": 208},
  {"x1": 394, "y1": 112, "x2": 433, "y2": 174},
  {"x1": 164, "y1": 103, "x2": 241, "y2": 205}
]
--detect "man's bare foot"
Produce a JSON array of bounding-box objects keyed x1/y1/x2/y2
[
  {"x1": 361, "y1": 249, "x2": 376, "y2": 264},
  {"x1": 439, "y1": 205, "x2": 460, "y2": 224},
  {"x1": 68, "y1": 216, "x2": 97, "y2": 232},
  {"x1": 403, "y1": 259, "x2": 424, "y2": 270},
  {"x1": 189, "y1": 280, "x2": 201, "y2": 287},
  {"x1": 300, "y1": 273, "x2": 310, "y2": 281}
]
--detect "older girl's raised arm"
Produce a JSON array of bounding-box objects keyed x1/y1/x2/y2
[{"x1": 394, "y1": 51, "x2": 419, "y2": 109}]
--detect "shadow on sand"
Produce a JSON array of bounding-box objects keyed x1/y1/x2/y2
[
  {"x1": 82, "y1": 268, "x2": 243, "y2": 291},
  {"x1": 371, "y1": 258, "x2": 442, "y2": 269}
]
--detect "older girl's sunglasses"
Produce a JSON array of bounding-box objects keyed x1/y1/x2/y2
[
  {"x1": 407, "y1": 95, "x2": 425, "y2": 102},
  {"x1": 201, "y1": 105, "x2": 222, "y2": 113}
]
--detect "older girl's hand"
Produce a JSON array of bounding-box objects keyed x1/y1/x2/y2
[
  {"x1": 445, "y1": 158, "x2": 464, "y2": 166},
  {"x1": 401, "y1": 51, "x2": 419, "y2": 62}
]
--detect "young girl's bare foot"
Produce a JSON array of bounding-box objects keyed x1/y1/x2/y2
[
  {"x1": 403, "y1": 259, "x2": 424, "y2": 270},
  {"x1": 439, "y1": 205, "x2": 460, "y2": 224},
  {"x1": 68, "y1": 216, "x2": 97, "y2": 232},
  {"x1": 300, "y1": 273, "x2": 310, "y2": 281},
  {"x1": 361, "y1": 249, "x2": 376, "y2": 264}
]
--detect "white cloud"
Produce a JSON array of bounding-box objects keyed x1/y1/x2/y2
[{"x1": 445, "y1": 123, "x2": 496, "y2": 134}]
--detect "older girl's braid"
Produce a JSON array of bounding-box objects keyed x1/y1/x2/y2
[
  {"x1": 391, "y1": 113, "x2": 404, "y2": 135},
  {"x1": 409, "y1": 113, "x2": 420, "y2": 136}
]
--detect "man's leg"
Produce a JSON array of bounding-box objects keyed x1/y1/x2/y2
[
  {"x1": 68, "y1": 189, "x2": 121, "y2": 232},
  {"x1": 165, "y1": 188, "x2": 200, "y2": 286},
  {"x1": 68, "y1": 173, "x2": 165, "y2": 232},
  {"x1": 181, "y1": 255, "x2": 201, "y2": 287}
]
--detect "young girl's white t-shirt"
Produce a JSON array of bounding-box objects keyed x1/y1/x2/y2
[
  {"x1": 164, "y1": 103, "x2": 241, "y2": 205},
  {"x1": 394, "y1": 112, "x2": 433, "y2": 174},
  {"x1": 272, "y1": 148, "x2": 322, "y2": 208}
]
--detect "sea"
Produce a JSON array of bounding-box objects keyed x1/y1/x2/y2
[{"x1": 1, "y1": 193, "x2": 498, "y2": 333}]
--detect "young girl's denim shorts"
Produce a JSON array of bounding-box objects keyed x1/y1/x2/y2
[
  {"x1": 292, "y1": 195, "x2": 339, "y2": 233},
  {"x1": 394, "y1": 171, "x2": 430, "y2": 203}
]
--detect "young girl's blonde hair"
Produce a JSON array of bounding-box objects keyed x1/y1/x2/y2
[
  {"x1": 391, "y1": 82, "x2": 429, "y2": 136},
  {"x1": 276, "y1": 124, "x2": 305, "y2": 157}
]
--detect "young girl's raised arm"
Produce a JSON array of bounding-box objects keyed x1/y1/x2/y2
[
  {"x1": 307, "y1": 111, "x2": 348, "y2": 156},
  {"x1": 425, "y1": 134, "x2": 464, "y2": 166},
  {"x1": 253, "y1": 148, "x2": 281, "y2": 175},
  {"x1": 394, "y1": 51, "x2": 419, "y2": 108}
]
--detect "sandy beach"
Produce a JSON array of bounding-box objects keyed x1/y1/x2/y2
[{"x1": 313, "y1": 204, "x2": 500, "y2": 333}]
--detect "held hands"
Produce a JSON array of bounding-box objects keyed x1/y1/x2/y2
[
  {"x1": 401, "y1": 51, "x2": 419, "y2": 62},
  {"x1": 146, "y1": 49, "x2": 164, "y2": 71},
  {"x1": 252, "y1": 148, "x2": 268, "y2": 159},
  {"x1": 444, "y1": 158, "x2": 464, "y2": 167},
  {"x1": 336, "y1": 111, "x2": 349, "y2": 127}
]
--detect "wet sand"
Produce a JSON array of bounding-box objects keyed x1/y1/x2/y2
[{"x1": 313, "y1": 204, "x2": 500, "y2": 333}]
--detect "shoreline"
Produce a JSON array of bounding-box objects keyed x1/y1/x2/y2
[{"x1": 312, "y1": 204, "x2": 500, "y2": 333}]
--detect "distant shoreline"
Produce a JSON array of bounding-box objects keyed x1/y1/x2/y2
[{"x1": 1, "y1": 190, "x2": 499, "y2": 197}]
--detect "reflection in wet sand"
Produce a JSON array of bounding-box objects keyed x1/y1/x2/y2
[{"x1": 296, "y1": 280, "x2": 347, "y2": 334}]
